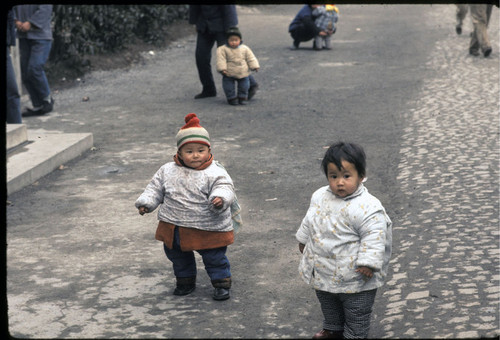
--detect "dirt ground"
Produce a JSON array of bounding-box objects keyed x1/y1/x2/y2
[{"x1": 47, "y1": 20, "x2": 195, "y2": 92}]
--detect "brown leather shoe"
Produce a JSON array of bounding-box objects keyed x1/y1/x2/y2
[{"x1": 312, "y1": 329, "x2": 343, "y2": 339}]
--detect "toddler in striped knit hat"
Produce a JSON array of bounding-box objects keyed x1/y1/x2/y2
[{"x1": 136, "y1": 113, "x2": 239, "y2": 301}]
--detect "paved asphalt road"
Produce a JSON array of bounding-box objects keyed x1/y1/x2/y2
[{"x1": 6, "y1": 4, "x2": 499, "y2": 339}]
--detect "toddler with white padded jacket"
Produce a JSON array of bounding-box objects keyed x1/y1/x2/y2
[
  {"x1": 136, "y1": 113, "x2": 237, "y2": 301},
  {"x1": 296, "y1": 142, "x2": 392, "y2": 339}
]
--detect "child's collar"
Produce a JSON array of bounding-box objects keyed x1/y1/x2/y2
[{"x1": 173, "y1": 153, "x2": 213, "y2": 170}]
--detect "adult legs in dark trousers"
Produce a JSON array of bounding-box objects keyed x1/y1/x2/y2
[
  {"x1": 19, "y1": 38, "x2": 54, "y2": 116},
  {"x1": 291, "y1": 27, "x2": 316, "y2": 49},
  {"x1": 194, "y1": 30, "x2": 225, "y2": 99},
  {"x1": 194, "y1": 31, "x2": 258, "y2": 100},
  {"x1": 469, "y1": 4, "x2": 493, "y2": 57},
  {"x1": 455, "y1": 4, "x2": 468, "y2": 35}
]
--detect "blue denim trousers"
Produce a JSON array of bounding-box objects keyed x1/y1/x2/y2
[
  {"x1": 222, "y1": 75, "x2": 250, "y2": 100},
  {"x1": 6, "y1": 47, "x2": 21, "y2": 123},
  {"x1": 18, "y1": 38, "x2": 52, "y2": 108},
  {"x1": 163, "y1": 226, "x2": 231, "y2": 281}
]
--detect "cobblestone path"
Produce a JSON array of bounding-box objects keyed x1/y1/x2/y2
[{"x1": 377, "y1": 6, "x2": 499, "y2": 339}]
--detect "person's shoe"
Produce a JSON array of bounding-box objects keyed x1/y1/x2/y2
[
  {"x1": 469, "y1": 49, "x2": 480, "y2": 57},
  {"x1": 213, "y1": 287, "x2": 230, "y2": 300},
  {"x1": 483, "y1": 47, "x2": 492, "y2": 57},
  {"x1": 194, "y1": 91, "x2": 216, "y2": 99},
  {"x1": 248, "y1": 84, "x2": 259, "y2": 100},
  {"x1": 456, "y1": 25, "x2": 462, "y2": 35},
  {"x1": 292, "y1": 40, "x2": 300, "y2": 50},
  {"x1": 228, "y1": 98, "x2": 238, "y2": 105},
  {"x1": 312, "y1": 329, "x2": 343, "y2": 339},
  {"x1": 22, "y1": 107, "x2": 44, "y2": 117},
  {"x1": 41, "y1": 97, "x2": 54, "y2": 114},
  {"x1": 238, "y1": 98, "x2": 247, "y2": 105},
  {"x1": 173, "y1": 284, "x2": 196, "y2": 296}
]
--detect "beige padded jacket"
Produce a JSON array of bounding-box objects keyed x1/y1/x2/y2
[{"x1": 216, "y1": 44, "x2": 259, "y2": 79}]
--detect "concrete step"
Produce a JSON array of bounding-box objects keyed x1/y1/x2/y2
[
  {"x1": 6, "y1": 124, "x2": 28, "y2": 150},
  {"x1": 7, "y1": 129, "x2": 93, "y2": 195}
]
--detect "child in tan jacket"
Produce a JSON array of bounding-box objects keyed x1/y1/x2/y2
[{"x1": 216, "y1": 27, "x2": 259, "y2": 105}]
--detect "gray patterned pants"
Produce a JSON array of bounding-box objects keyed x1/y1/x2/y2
[
  {"x1": 315, "y1": 289, "x2": 377, "y2": 339},
  {"x1": 469, "y1": 4, "x2": 493, "y2": 54}
]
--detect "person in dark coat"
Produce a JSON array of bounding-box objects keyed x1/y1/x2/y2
[
  {"x1": 189, "y1": 5, "x2": 259, "y2": 100},
  {"x1": 289, "y1": 5, "x2": 323, "y2": 50}
]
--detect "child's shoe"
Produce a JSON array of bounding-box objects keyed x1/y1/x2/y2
[
  {"x1": 174, "y1": 284, "x2": 195, "y2": 296},
  {"x1": 312, "y1": 329, "x2": 343, "y2": 339},
  {"x1": 238, "y1": 98, "x2": 247, "y2": 105},
  {"x1": 173, "y1": 276, "x2": 196, "y2": 296},
  {"x1": 248, "y1": 84, "x2": 259, "y2": 100},
  {"x1": 213, "y1": 287, "x2": 230, "y2": 300},
  {"x1": 228, "y1": 98, "x2": 238, "y2": 105},
  {"x1": 211, "y1": 277, "x2": 231, "y2": 300}
]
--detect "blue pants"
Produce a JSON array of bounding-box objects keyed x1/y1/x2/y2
[
  {"x1": 6, "y1": 47, "x2": 21, "y2": 123},
  {"x1": 18, "y1": 38, "x2": 52, "y2": 108},
  {"x1": 222, "y1": 75, "x2": 250, "y2": 100},
  {"x1": 163, "y1": 226, "x2": 231, "y2": 281}
]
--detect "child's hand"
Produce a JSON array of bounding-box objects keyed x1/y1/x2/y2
[
  {"x1": 319, "y1": 30, "x2": 327, "y2": 36},
  {"x1": 221, "y1": 70, "x2": 228, "y2": 76},
  {"x1": 299, "y1": 243, "x2": 305, "y2": 253},
  {"x1": 212, "y1": 197, "x2": 223, "y2": 209},
  {"x1": 138, "y1": 206, "x2": 149, "y2": 215},
  {"x1": 253, "y1": 68, "x2": 259, "y2": 72},
  {"x1": 356, "y1": 266, "x2": 373, "y2": 278}
]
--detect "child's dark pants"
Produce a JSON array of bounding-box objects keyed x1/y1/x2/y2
[
  {"x1": 163, "y1": 226, "x2": 231, "y2": 284},
  {"x1": 315, "y1": 288, "x2": 377, "y2": 338}
]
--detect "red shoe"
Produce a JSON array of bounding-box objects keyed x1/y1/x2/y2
[{"x1": 312, "y1": 329, "x2": 343, "y2": 339}]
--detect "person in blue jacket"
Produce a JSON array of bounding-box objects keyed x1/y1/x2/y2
[
  {"x1": 189, "y1": 5, "x2": 259, "y2": 100},
  {"x1": 13, "y1": 5, "x2": 54, "y2": 117},
  {"x1": 289, "y1": 5, "x2": 324, "y2": 50}
]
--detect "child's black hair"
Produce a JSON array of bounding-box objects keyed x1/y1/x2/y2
[{"x1": 321, "y1": 142, "x2": 366, "y2": 178}]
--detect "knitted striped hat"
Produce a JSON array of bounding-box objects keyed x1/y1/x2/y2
[{"x1": 176, "y1": 113, "x2": 210, "y2": 149}]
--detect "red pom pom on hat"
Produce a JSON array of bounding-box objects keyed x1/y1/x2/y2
[{"x1": 182, "y1": 113, "x2": 201, "y2": 129}]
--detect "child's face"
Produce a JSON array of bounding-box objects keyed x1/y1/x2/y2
[
  {"x1": 327, "y1": 160, "x2": 364, "y2": 198},
  {"x1": 179, "y1": 143, "x2": 210, "y2": 168},
  {"x1": 228, "y1": 35, "x2": 241, "y2": 48}
]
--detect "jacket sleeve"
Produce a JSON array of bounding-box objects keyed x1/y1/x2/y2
[
  {"x1": 26, "y1": 5, "x2": 52, "y2": 30},
  {"x1": 355, "y1": 208, "x2": 389, "y2": 272},
  {"x1": 289, "y1": 5, "x2": 309, "y2": 32},
  {"x1": 135, "y1": 166, "x2": 166, "y2": 212},
  {"x1": 216, "y1": 46, "x2": 227, "y2": 73},
  {"x1": 245, "y1": 46, "x2": 260, "y2": 70},
  {"x1": 296, "y1": 193, "x2": 316, "y2": 244},
  {"x1": 208, "y1": 171, "x2": 235, "y2": 212},
  {"x1": 222, "y1": 5, "x2": 238, "y2": 31}
]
